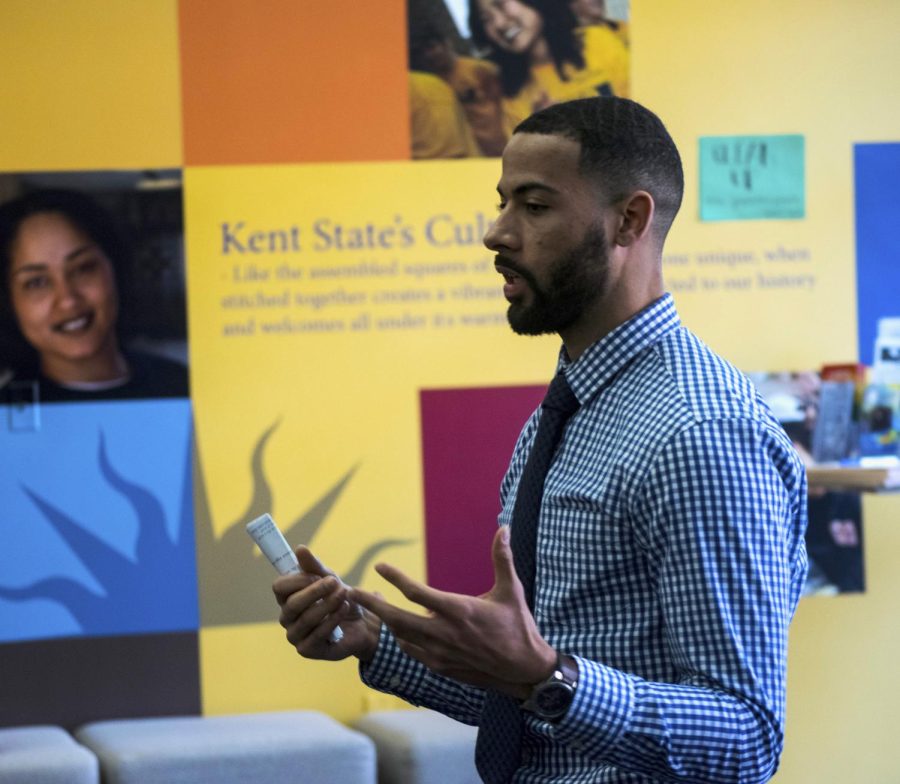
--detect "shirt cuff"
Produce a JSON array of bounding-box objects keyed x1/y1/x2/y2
[
  {"x1": 358, "y1": 623, "x2": 427, "y2": 695},
  {"x1": 552, "y1": 655, "x2": 635, "y2": 758}
]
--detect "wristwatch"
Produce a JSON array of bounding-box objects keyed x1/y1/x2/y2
[{"x1": 520, "y1": 653, "x2": 578, "y2": 721}]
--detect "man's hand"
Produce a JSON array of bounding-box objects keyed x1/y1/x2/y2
[
  {"x1": 274, "y1": 547, "x2": 381, "y2": 663},
  {"x1": 349, "y1": 526, "x2": 556, "y2": 698}
]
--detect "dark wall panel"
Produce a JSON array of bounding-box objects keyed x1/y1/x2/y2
[{"x1": 0, "y1": 631, "x2": 200, "y2": 730}]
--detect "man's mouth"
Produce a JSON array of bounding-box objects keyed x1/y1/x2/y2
[
  {"x1": 495, "y1": 262, "x2": 528, "y2": 300},
  {"x1": 53, "y1": 313, "x2": 94, "y2": 334}
]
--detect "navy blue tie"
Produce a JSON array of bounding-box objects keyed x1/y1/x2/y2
[{"x1": 475, "y1": 372, "x2": 580, "y2": 783}]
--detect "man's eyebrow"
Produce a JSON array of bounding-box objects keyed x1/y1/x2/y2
[{"x1": 496, "y1": 181, "x2": 562, "y2": 198}]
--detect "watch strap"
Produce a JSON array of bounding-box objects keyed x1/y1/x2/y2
[{"x1": 521, "y1": 652, "x2": 578, "y2": 720}]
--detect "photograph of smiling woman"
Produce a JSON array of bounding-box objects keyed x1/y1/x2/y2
[
  {"x1": 467, "y1": 0, "x2": 629, "y2": 134},
  {"x1": 0, "y1": 188, "x2": 188, "y2": 403}
]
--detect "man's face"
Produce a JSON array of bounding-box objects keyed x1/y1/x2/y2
[
  {"x1": 504, "y1": 222, "x2": 609, "y2": 335},
  {"x1": 484, "y1": 132, "x2": 612, "y2": 338}
]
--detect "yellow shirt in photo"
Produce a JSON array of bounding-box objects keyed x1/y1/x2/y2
[{"x1": 502, "y1": 25, "x2": 630, "y2": 134}]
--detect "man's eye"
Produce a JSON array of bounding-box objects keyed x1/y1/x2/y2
[{"x1": 525, "y1": 203, "x2": 548, "y2": 213}]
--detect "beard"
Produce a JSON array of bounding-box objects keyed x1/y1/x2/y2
[{"x1": 502, "y1": 223, "x2": 610, "y2": 336}]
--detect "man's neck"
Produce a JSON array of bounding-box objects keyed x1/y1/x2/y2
[{"x1": 560, "y1": 279, "x2": 665, "y2": 361}]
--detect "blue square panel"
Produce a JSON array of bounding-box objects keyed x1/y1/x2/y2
[
  {"x1": 0, "y1": 399, "x2": 198, "y2": 643},
  {"x1": 854, "y1": 143, "x2": 900, "y2": 366}
]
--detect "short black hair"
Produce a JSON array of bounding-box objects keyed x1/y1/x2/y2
[{"x1": 514, "y1": 97, "x2": 684, "y2": 243}]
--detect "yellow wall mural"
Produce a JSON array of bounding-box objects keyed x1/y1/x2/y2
[{"x1": 1, "y1": 1, "x2": 898, "y2": 781}]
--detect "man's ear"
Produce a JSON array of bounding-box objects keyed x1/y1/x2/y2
[{"x1": 612, "y1": 191, "x2": 654, "y2": 247}]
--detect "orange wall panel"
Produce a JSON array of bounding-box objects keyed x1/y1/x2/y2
[{"x1": 179, "y1": 0, "x2": 410, "y2": 165}]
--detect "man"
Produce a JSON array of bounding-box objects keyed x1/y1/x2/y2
[{"x1": 274, "y1": 97, "x2": 808, "y2": 783}]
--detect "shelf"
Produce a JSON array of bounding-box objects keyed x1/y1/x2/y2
[{"x1": 807, "y1": 463, "x2": 900, "y2": 493}]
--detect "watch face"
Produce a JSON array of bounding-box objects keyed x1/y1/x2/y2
[{"x1": 535, "y1": 682, "x2": 574, "y2": 718}]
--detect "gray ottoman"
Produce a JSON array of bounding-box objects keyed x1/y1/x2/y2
[
  {"x1": 75, "y1": 711, "x2": 376, "y2": 784},
  {"x1": 353, "y1": 709, "x2": 479, "y2": 784},
  {"x1": 0, "y1": 725, "x2": 98, "y2": 784}
]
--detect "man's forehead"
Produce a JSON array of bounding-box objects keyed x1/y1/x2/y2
[{"x1": 498, "y1": 132, "x2": 586, "y2": 191}]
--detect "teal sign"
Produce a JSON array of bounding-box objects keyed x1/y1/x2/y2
[{"x1": 699, "y1": 134, "x2": 805, "y2": 220}]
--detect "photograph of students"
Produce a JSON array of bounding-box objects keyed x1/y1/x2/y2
[{"x1": 468, "y1": 0, "x2": 630, "y2": 135}]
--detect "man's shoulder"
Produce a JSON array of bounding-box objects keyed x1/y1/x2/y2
[
  {"x1": 634, "y1": 326, "x2": 769, "y2": 427},
  {"x1": 609, "y1": 328, "x2": 802, "y2": 491}
]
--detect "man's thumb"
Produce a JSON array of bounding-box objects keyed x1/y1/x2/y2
[
  {"x1": 491, "y1": 526, "x2": 518, "y2": 592},
  {"x1": 297, "y1": 546, "x2": 333, "y2": 579}
]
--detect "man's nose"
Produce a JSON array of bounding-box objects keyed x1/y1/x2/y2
[{"x1": 483, "y1": 211, "x2": 516, "y2": 253}]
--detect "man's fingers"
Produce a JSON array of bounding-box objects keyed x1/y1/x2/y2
[
  {"x1": 290, "y1": 619, "x2": 346, "y2": 662},
  {"x1": 350, "y1": 586, "x2": 412, "y2": 624},
  {"x1": 350, "y1": 587, "x2": 431, "y2": 638},
  {"x1": 280, "y1": 576, "x2": 343, "y2": 625},
  {"x1": 305, "y1": 609, "x2": 346, "y2": 648},
  {"x1": 272, "y1": 571, "x2": 317, "y2": 605},
  {"x1": 281, "y1": 579, "x2": 343, "y2": 628},
  {"x1": 283, "y1": 586, "x2": 346, "y2": 646},
  {"x1": 374, "y1": 563, "x2": 455, "y2": 614}
]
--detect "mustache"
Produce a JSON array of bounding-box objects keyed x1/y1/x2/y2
[{"x1": 494, "y1": 255, "x2": 537, "y2": 287}]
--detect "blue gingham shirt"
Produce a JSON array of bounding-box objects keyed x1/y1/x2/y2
[{"x1": 361, "y1": 294, "x2": 808, "y2": 783}]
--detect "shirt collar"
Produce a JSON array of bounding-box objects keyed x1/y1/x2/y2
[{"x1": 559, "y1": 293, "x2": 681, "y2": 405}]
